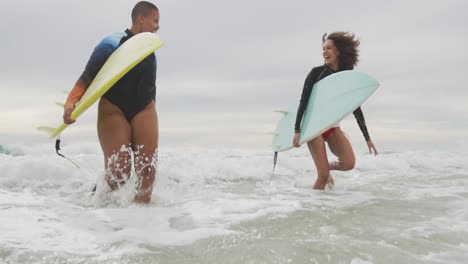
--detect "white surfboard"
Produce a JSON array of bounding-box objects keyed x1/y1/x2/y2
[{"x1": 272, "y1": 70, "x2": 379, "y2": 152}]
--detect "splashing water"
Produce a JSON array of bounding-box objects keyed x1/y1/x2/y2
[{"x1": 0, "y1": 142, "x2": 467, "y2": 263}]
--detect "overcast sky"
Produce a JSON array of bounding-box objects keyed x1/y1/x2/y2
[{"x1": 1, "y1": 0, "x2": 467, "y2": 151}]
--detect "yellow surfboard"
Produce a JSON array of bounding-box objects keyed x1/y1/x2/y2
[{"x1": 49, "y1": 32, "x2": 164, "y2": 139}]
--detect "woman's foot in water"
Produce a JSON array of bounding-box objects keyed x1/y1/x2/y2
[{"x1": 327, "y1": 175, "x2": 335, "y2": 190}]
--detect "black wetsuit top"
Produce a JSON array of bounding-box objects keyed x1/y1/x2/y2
[
  {"x1": 79, "y1": 29, "x2": 157, "y2": 121},
  {"x1": 294, "y1": 65, "x2": 371, "y2": 142}
]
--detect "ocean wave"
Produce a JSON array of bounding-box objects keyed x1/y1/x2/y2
[{"x1": 0, "y1": 142, "x2": 467, "y2": 262}]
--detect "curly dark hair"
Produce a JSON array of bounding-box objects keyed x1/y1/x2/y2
[{"x1": 322, "y1": 32, "x2": 360, "y2": 70}]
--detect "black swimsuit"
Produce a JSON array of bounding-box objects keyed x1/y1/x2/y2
[
  {"x1": 79, "y1": 29, "x2": 157, "y2": 121},
  {"x1": 294, "y1": 65, "x2": 372, "y2": 142}
]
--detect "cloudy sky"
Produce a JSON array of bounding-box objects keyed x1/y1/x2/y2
[{"x1": 1, "y1": 0, "x2": 467, "y2": 151}]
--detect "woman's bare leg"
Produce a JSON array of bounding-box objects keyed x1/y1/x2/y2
[
  {"x1": 97, "y1": 98, "x2": 132, "y2": 190},
  {"x1": 130, "y1": 101, "x2": 158, "y2": 204},
  {"x1": 307, "y1": 136, "x2": 330, "y2": 190},
  {"x1": 326, "y1": 128, "x2": 355, "y2": 171}
]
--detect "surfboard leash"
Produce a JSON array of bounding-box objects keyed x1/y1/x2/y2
[
  {"x1": 55, "y1": 135, "x2": 80, "y2": 169},
  {"x1": 272, "y1": 151, "x2": 278, "y2": 174},
  {"x1": 55, "y1": 136, "x2": 98, "y2": 194}
]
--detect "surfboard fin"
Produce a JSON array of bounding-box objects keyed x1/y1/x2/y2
[
  {"x1": 37, "y1": 126, "x2": 56, "y2": 135},
  {"x1": 272, "y1": 151, "x2": 278, "y2": 174},
  {"x1": 273, "y1": 109, "x2": 288, "y2": 115}
]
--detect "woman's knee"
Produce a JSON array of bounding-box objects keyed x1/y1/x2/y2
[{"x1": 340, "y1": 157, "x2": 355, "y2": 171}]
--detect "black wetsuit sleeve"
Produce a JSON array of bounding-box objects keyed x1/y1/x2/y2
[
  {"x1": 353, "y1": 106, "x2": 371, "y2": 142},
  {"x1": 78, "y1": 42, "x2": 114, "y2": 87},
  {"x1": 294, "y1": 69, "x2": 318, "y2": 132}
]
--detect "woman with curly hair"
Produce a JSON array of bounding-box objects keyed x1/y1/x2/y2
[{"x1": 292, "y1": 32, "x2": 378, "y2": 190}]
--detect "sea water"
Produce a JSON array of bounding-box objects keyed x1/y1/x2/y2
[{"x1": 0, "y1": 142, "x2": 467, "y2": 264}]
